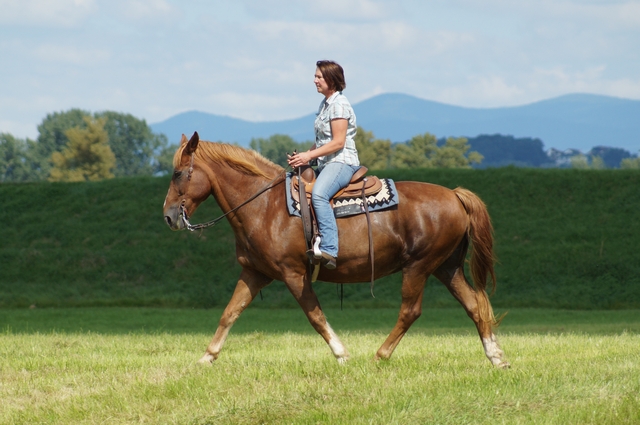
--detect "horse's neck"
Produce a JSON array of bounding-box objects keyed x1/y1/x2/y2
[{"x1": 208, "y1": 163, "x2": 281, "y2": 222}]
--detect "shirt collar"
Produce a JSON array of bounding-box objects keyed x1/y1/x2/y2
[{"x1": 325, "y1": 91, "x2": 341, "y2": 104}]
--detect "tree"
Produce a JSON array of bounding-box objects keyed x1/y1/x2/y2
[
  {"x1": 156, "y1": 144, "x2": 178, "y2": 175},
  {"x1": 49, "y1": 117, "x2": 116, "y2": 182},
  {"x1": 466, "y1": 134, "x2": 552, "y2": 167},
  {"x1": 570, "y1": 155, "x2": 590, "y2": 169},
  {"x1": 589, "y1": 156, "x2": 606, "y2": 170},
  {"x1": 35, "y1": 109, "x2": 90, "y2": 179},
  {"x1": 389, "y1": 133, "x2": 482, "y2": 169},
  {"x1": 354, "y1": 127, "x2": 391, "y2": 170},
  {"x1": 431, "y1": 136, "x2": 483, "y2": 168},
  {"x1": 621, "y1": 157, "x2": 640, "y2": 169},
  {"x1": 96, "y1": 111, "x2": 168, "y2": 176},
  {"x1": 570, "y1": 154, "x2": 606, "y2": 169},
  {"x1": 390, "y1": 132, "x2": 438, "y2": 169},
  {"x1": 36, "y1": 109, "x2": 169, "y2": 179},
  {"x1": 0, "y1": 133, "x2": 38, "y2": 183},
  {"x1": 588, "y1": 146, "x2": 632, "y2": 168},
  {"x1": 250, "y1": 134, "x2": 313, "y2": 168}
]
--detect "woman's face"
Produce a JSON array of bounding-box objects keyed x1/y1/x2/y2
[{"x1": 314, "y1": 68, "x2": 332, "y2": 97}]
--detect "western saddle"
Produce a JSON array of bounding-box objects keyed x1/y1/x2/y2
[{"x1": 291, "y1": 164, "x2": 377, "y2": 290}]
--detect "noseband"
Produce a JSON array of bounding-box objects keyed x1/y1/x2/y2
[{"x1": 178, "y1": 153, "x2": 287, "y2": 232}]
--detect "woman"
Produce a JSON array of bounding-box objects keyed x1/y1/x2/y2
[{"x1": 287, "y1": 60, "x2": 360, "y2": 269}]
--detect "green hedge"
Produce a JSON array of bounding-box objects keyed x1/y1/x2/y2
[{"x1": 1, "y1": 168, "x2": 639, "y2": 309}]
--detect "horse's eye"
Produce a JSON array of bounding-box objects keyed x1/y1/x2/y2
[{"x1": 173, "y1": 170, "x2": 182, "y2": 179}]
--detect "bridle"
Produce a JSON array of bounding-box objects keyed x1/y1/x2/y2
[{"x1": 178, "y1": 153, "x2": 287, "y2": 232}]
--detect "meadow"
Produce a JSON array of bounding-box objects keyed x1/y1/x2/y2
[{"x1": 1, "y1": 307, "x2": 639, "y2": 424}]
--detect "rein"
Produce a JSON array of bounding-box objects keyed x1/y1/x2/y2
[{"x1": 179, "y1": 153, "x2": 287, "y2": 232}]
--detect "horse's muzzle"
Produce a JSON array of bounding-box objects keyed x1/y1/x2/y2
[{"x1": 164, "y1": 206, "x2": 186, "y2": 231}]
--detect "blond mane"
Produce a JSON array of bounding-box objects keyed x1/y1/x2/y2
[{"x1": 173, "y1": 141, "x2": 283, "y2": 179}]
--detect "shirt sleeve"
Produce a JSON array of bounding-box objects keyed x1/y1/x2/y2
[{"x1": 326, "y1": 101, "x2": 352, "y2": 121}]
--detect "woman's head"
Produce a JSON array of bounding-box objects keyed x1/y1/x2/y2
[{"x1": 315, "y1": 60, "x2": 346, "y2": 93}]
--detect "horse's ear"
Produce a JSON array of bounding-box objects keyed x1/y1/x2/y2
[
  {"x1": 186, "y1": 131, "x2": 200, "y2": 154},
  {"x1": 180, "y1": 134, "x2": 188, "y2": 146}
]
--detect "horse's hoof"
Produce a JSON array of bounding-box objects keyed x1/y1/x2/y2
[
  {"x1": 497, "y1": 361, "x2": 511, "y2": 369},
  {"x1": 336, "y1": 355, "x2": 349, "y2": 365},
  {"x1": 374, "y1": 351, "x2": 390, "y2": 361},
  {"x1": 197, "y1": 353, "x2": 215, "y2": 365}
]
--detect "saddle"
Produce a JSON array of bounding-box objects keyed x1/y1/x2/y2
[
  {"x1": 291, "y1": 165, "x2": 377, "y2": 291},
  {"x1": 290, "y1": 165, "x2": 383, "y2": 206}
]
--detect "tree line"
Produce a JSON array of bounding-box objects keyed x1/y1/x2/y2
[
  {"x1": 1, "y1": 109, "x2": 484, "y2": 183},
  {"x1": 0, "y1": 109, "x2": 174, "y2": 183},
  {"x1": 250, "y1": 128, "x2": 483, "y2": 170},
  {"x1": 3, "y1": 108, "x2": 638, "y2": 184}
]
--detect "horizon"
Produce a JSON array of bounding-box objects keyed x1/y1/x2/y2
[{"x1": 152, "y1": 91, "x2": 638, "y2": 125}]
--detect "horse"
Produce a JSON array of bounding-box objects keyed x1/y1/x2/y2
[{"x1": 163, "y1": 132, "x2": 509, "y2": 368}]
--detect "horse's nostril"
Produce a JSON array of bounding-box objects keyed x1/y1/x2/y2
[{"x1": 164, "y1": 216, "x2": 172, "y2": 226}]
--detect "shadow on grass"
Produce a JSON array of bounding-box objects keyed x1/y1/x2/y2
[{"x1": 2, "y1": 307, "x2": 640, "y2": 336}]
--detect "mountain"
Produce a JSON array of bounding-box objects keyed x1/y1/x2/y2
[{"x1": 150, "y1": 93, "x2": 640, "y2": 153}]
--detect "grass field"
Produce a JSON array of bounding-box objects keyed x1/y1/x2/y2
[{"x1": 1, "y1": 307, "x2": 639, "y2": 424}]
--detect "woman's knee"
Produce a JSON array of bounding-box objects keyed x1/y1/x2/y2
[
  {"x1": 311, "y1": 191, "x2": 330, "y2": 206},
  {"x1": 311, "y1": 182, "x2": 332, "y2": 202}
]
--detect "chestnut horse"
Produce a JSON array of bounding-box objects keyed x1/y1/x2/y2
[{"x1": 163, "y1": 132, "x2": 509, "y2": 368}]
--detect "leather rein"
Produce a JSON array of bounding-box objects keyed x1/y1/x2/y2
[{"x1": 178, "y1": 153, "x2": 287, "y2": 232}]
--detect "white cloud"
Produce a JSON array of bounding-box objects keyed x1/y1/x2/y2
[
  {"x1": 246, "y1": 19, "x2": 473, "y2": 61},
  {"x1": 33, "y1": 44, "x2": 110, "y2": 65},
  {"x1": 204, "y1": 91, "x2": 305, "y2": 121},
  {"x1": 111, "y1": 0, "x2": 177, "y2": 21},
  {"x1": 238, "y1": 0, "x2": 392, "y2": 22},
  {"x1": 307, "y1": 0, "x2": 393, "y2": 21},
  {"x1": 0, "y1": 0, "x2": 96, "y2": 27},
  {"x1": 536, "y1": 0, "x2": 640, "y2": 29}
]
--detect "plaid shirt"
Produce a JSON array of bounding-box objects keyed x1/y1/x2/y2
[{"x1": 314, "y1": 91, "x2": 360, "y2": 169}]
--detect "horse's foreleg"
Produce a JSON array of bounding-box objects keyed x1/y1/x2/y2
[
  {"x1": 375, "y1": 270, "x2": 426, "y2": 360},
  {"x1": 434, "y1": 267, "x2": 509, "y2": 368},
  {"x1": 198, "y1": 268, "x2": 272, "y2": 364},
  {"x1": 285, "y1": 275, "x2": 349, "y2": 363}
]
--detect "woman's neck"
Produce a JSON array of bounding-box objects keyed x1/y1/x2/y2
[{"x1": 324, "y1": 89, "x2": 336, "y2": 99}]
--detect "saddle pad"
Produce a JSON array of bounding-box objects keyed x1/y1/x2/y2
[{"x1": 285, "y1": 172, "x2": 399, "y2": 218}]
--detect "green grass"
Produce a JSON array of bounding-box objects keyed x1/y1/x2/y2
[
  {"x1": 1, "y1": 168, "x2": 640, "y2": 309},
  {"x1": 1, "y1": 308, "x2": 639, "y2": 424}
]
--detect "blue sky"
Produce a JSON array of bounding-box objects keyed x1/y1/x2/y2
[{"x1": 1, "y1": 0, "x2": 639, "y2": 140}]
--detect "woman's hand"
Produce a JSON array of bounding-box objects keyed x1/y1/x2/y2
[{"x1": 287, "y1": 151, "x2": 312, "y2": 168}]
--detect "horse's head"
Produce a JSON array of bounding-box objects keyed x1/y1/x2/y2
[{"x1": 163, "y1": 132, "x2": 211, "y2": 231}]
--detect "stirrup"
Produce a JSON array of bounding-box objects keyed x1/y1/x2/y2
[{"x1": 313, "y1": 236, "x2": 322, "y2": 259}]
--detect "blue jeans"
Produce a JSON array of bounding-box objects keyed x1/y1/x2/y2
[{"x1": 311, "y1": 162, "x2": 360, "y2": 257}]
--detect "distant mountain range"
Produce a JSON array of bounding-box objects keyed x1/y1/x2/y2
[{"x1": 150, "y1": 93, "x2": 640, "y2": 153}]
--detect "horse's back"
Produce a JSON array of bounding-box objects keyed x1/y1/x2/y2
[
  {"x1": 324, "y1": 180, "x2": 470, "y2": 281},
  {"x1": 394, "y1": 181, "x2": 468, "y2": 219},
  {"x1": 342, "y1": 180, "x2": 466, "y2": 240}
]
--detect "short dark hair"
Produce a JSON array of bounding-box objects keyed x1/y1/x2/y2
[{"x1": 316, "y1": 60, "x2": 346, "y2": 92}]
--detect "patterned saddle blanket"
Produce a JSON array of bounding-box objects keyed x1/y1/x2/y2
[{"x1": 285, "y1": 169, "x2": 399, "y2": 218}]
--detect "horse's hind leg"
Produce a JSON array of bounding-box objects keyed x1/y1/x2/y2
[
  {"x1": 375, "y1": 269, "x2": 427, "y2": 360},
  {"x1": 434, "y1": 266, "x2": 509, "y2": 368},
  {"x1": 198, "y1": 267, "x2": 272, "y2": 364},
  {"x1": 284, "y1": 275, "x2": 349, "y2": 363}
]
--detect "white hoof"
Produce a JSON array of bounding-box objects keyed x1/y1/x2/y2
[
  {"x1": 483, "y1": 335, "x2": 508, "y2": 368},
  {"x1": 336, "y1": 355, "x2": 349, "y2": 365},
  {"x1": 197, "y1": 353, "x2": 215, "y2": 365}
]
